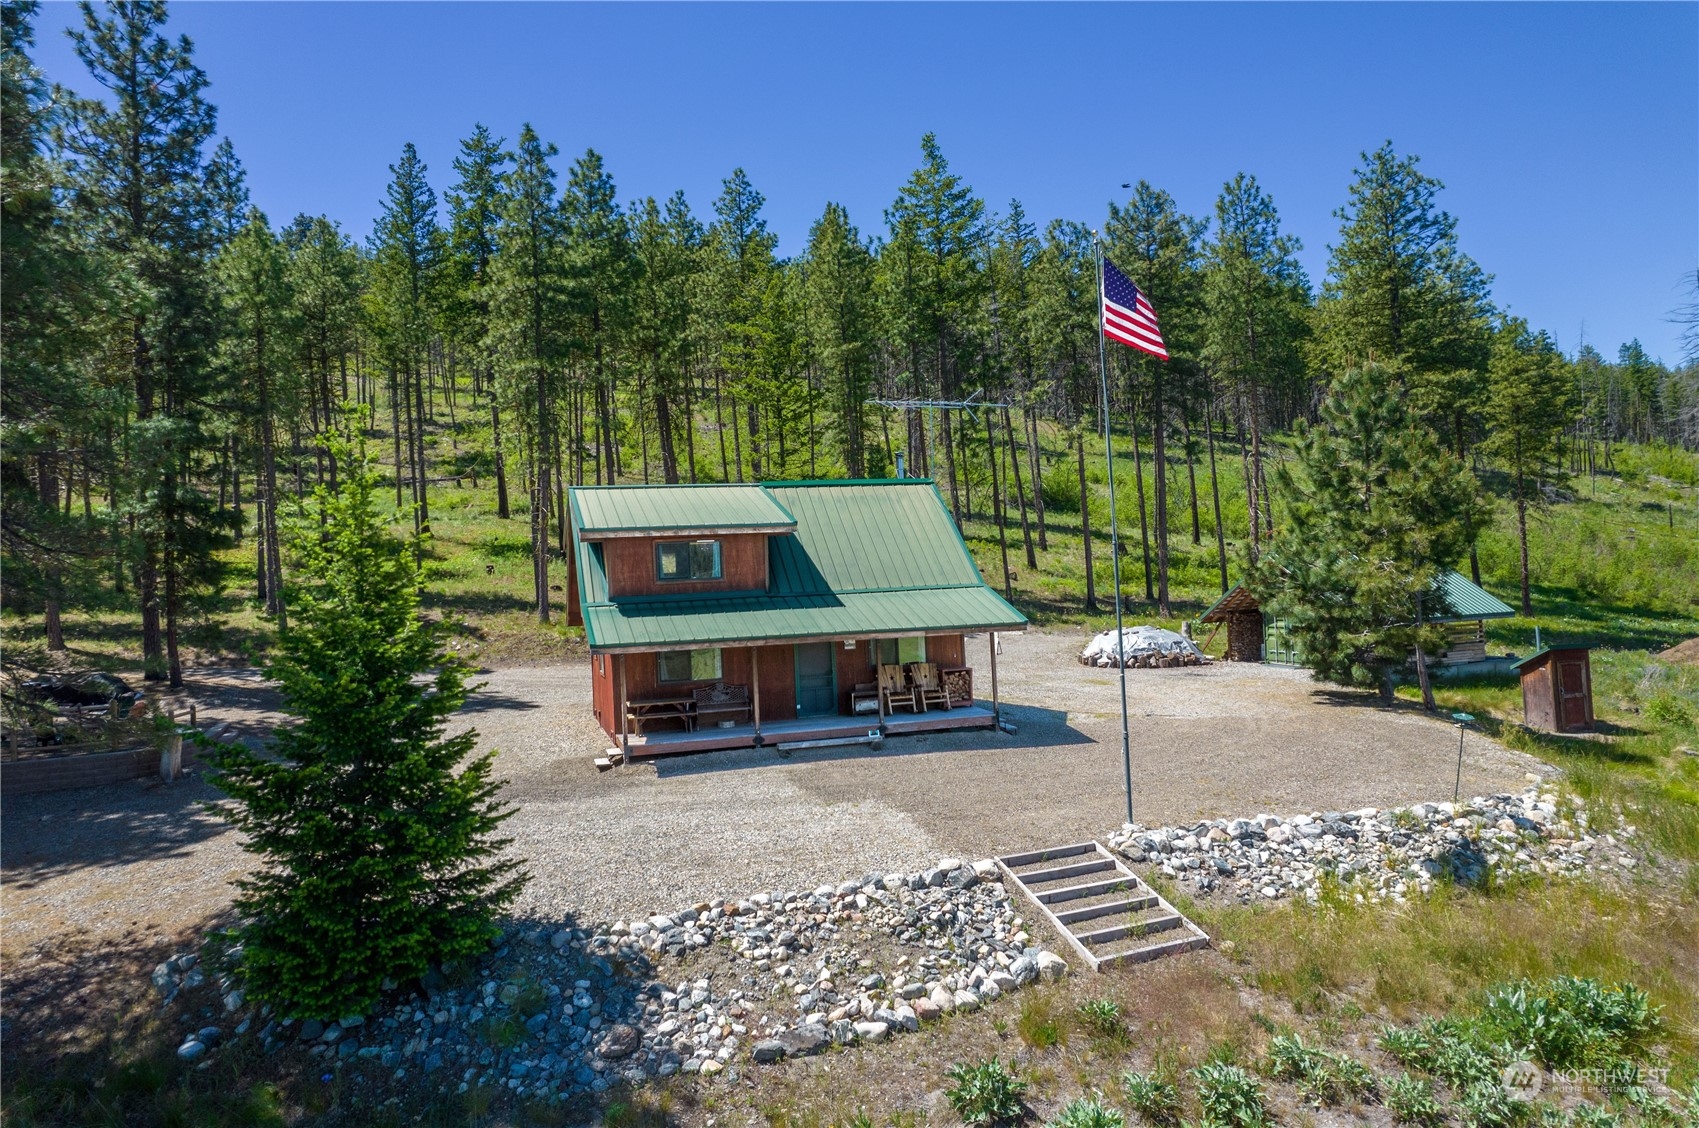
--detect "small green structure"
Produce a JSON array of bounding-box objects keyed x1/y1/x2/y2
[{"x1": 1200, "y1": 570, "x2": 1515, "y2": 664}]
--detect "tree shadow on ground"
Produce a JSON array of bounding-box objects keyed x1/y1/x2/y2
[
  {"x1": 459, "y1": 687, "x2": 541, "y2": 714},
  {"x1": 1, "y1": 772, "x2": 232, "y2": 886}
]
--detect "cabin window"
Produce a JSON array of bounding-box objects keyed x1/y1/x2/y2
[
  {"x1": 873, "y1": 637, "x2": 926, "y2": 666},
  {"x1": 657, "y1": 648, "x2": 722, "y2": 683},
  {"x1": 656, "y1": 539, "x2": 722, "y2": 582}
]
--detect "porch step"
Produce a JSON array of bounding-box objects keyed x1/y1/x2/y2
[{"x1": 995, "y1": 841, "x2": 1208, "y2": 973}]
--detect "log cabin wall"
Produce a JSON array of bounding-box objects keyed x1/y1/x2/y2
[{"x1": 600, "y1": 533, "x2": 770, "y2": 598}]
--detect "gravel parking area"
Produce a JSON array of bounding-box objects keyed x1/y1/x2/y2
[{"x1": 2, "y1": 629, "x2": 1548, "y2": 957}]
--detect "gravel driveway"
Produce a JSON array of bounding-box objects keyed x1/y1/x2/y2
[{"x1": 2, "y1": 629, "x2": 1547, "y2": 956}]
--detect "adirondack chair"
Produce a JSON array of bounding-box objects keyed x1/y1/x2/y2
[
  {"x1": 908, "y1": 662, "x2": 952, "y2": 711},
  {"x1": 877, "y1": 663, "x2": 920, "y2": 714}
]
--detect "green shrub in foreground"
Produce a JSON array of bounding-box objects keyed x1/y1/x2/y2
[
  {"x1": 1120, "y1": 1070, "x2": 1182, "y2": 1127},
  {"x1": 1046, "y1": 1093, "x2": 1126, "y2": 1128},
  {"x1": 1190, "y1": 1062, "x2": 1267, "y2": 1128},
  {"x1": 945, "y1": 1058, "x2": 1029, "y2": 1126},
  {"x1": 1384, "y1": 1073, "x2": 1445, "y2": 1127}
]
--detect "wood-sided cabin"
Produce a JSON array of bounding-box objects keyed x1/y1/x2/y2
[{"x1": 567, "y1": 479, "x2": 1029, "y2": 758}]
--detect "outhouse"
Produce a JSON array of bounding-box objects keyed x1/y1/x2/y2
[{"x1": 1514, "y1": 646, "x2": 1594, "y2": 733}]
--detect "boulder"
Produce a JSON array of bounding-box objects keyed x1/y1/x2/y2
[
  {"x1": 597, "y1": 1024, "x2": 642, "y2": 1060},
  {"x1": 776, "y1": 1022, "x2": 831, "y2": 1057},
  {"x1": 1035, "y1": 951, "x2": 1069, "y2": 983}
]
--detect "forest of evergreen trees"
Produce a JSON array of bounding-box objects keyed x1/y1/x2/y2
[{"x1": 5, "y1": 2, "x2": 1697, "y2": 686}]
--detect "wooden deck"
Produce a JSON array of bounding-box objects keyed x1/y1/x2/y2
[{"x1": 616, "y1": 704, "x2": 996, "y2": 758}]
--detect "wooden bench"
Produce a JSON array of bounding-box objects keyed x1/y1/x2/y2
[{"x1": 692, "y1": 682, "x2": 752, "y2": 728}]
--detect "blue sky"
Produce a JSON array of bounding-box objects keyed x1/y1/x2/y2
[{"x1": 32, "y1": 2, "x2": 1698, "y2": 364}]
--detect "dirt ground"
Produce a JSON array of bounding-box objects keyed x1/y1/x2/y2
[{"x1": 1, "y1": 628, "x2": 1548, "y2": 960}]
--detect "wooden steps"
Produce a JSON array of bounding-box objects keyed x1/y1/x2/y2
[{"x1": 996, "y1": 841, "x2": 1208, "y2": 971}]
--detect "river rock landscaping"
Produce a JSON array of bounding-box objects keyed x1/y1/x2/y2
[
  {"x1": 142, "y1": 783, "x2": 1653, "y2": 1114},
  {"x1": 1107, "y1": 784, "x2": 1630, "y2": 904},
  {"x1": 149, "y1": 857, "x2": 1070, "y2": 1107}
]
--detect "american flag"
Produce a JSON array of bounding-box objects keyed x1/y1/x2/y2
[{"x1": 1101, "y1": 258, "x2": 1169, "y2": 360}]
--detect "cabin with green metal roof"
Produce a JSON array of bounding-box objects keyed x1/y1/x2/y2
[{"x1": 567, "y1": 479, "x2": 1027, "y2": 757}]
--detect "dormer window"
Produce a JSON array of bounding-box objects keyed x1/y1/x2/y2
[{"x1": 656, "y1": 539, "x2": 722, "y2": 582}]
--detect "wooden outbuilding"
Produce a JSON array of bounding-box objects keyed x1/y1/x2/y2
[
  {"x1": 1199, "y1": 572, "x2": 1516, "y2": 665},
  {"x1": 1514, "y1": 646, "x2": 1594, "y2": 733},
  {"x1": 566, "y1": 479, "x2": 1028, "y2": 758}
]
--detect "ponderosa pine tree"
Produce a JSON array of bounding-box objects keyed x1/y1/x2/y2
[
  {"x1": 802, "y1": 202, "x2": 877, "y2": 478},
  {"x1": 445, "y1": 125, "x2": 512, "y2": 514},
  {"x1": 211, "y1": 428, "x2": 525, "y2": 1020},
  {"x1": 1482, "y1": 319, "x2": 1570, "y2": 615},
  {"x1": 282, "y1": 213, "x2": 364, "y2": 489},
  {"x1": 64, "y1": 0, "x2": 229, "y2": 686},
  {"x1": 489, "y1": 125, "x2": 566, "y2": 619},
  {"x1": 1, "y1": 0, "x2": 114, "y2": 654},
  {"x1": 884, "y1": 134, "x2": 986, "y2": 518},
  {"x1": 217, "y1": 208, "x2": 294, "y2": 625},
  {"x1": 367, "y1": 142, "x2": 443, "y2": 531},
  {"x1": 630, "y1": 192, "x2": 703, "y2": 483},
  {"x1": 1250, "y1": 366, "x2": 1480, "y2": 707},
  {"x1": 561, "y1": 148, "x2": 631, "y2": 485},
  {"x1": 1202, "y1": 173, "x2": 1310, "y2": 562},
  {"x1": 1104, "y1": 181, "x2": 1206, "y2": 615}
]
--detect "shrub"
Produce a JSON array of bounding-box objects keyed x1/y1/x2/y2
[
  {"x1": 1078, "y1": 998, "x2": 1126, "y2": 1041},
  {"x1": 1297, "y1": 1054, "x2": 1377, "y2": 1107},
  {"x1": 945, "y1": 1058, "x2": 1029, "y2": 1126},
  {"x1": 1378, "y1": 1026, "x2": 1436, "y2": 1071},
  {"x1": 1265, "y1": 1033, "x2": 1322, "y2": 1080},
  {"x1": 1457, "y1": 1079, "x2": 1528, "y2": 1128},
  {"x1": 1046, "y1": 1094, "x2": 1126, "y2": 1128},
  {"x1": 1481, "y1": 977, "x2": 1660, "y2": 1069},
  {"x1": 1120, "y1": 1071, "x2": 1182, "y2": 1127},
  {"x1": 1385, "y1": 1073, "x2": 1445, "y2": 1127},
  {"x1": 1567, "y1": 1103, "x2": 1620, "y2": 1128},
  {"x1": 1190, "y1": 1062, "x2": 1267, "y2": 1128}
]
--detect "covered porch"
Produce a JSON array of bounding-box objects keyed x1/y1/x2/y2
[
  {"x1": 615, "y1": 704, "x2": 999, "y2": 758},
  {"x1": 594, "y1": 631, "x2": 1009, "y2": 762}
]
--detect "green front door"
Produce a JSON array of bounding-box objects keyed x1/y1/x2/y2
[{"x1": 794, "y1": 642, "x2": 837, "y2": 716}]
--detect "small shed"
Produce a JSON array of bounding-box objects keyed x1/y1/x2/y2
[
  {"x1": 1514, "y1": 646, "x2": 1594, "y2": 733},
  {"x1": 1199, "y1": 571, "x2": 1516, "y2": 665},
  {"x1": 1198, "y1": 585, "x2": 1266, "y2": 661}
]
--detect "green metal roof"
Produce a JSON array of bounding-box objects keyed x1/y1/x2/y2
[
  {"x1": 1433, "y1": 571, "x2": 1516, "y2": 621},
  {"x1": 569, "y1": 484, "x2": 796, "y2": 536},
  {"x1": 1195, "y1": 571, "x2": 1514, "y2": 625},
  {"x1": 572, "y1": 479, "x2": 1028, "y2": 651}
]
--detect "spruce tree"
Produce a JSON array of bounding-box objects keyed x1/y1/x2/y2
[
  {"x1": 1250, "y1": 366, "x2": 1480, "y2": 705},
  {"x1": 211, "y1": 432, "x2": 525, "y2": 1020}
]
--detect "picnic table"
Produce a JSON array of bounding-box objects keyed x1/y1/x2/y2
[{"x1": 626, "y1": 695, "x2": 696, "y2": 732}]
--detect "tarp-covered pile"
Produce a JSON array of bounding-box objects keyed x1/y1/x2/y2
[{"x1": 1080, "y1": 625, "x2": 1208, "y2": 668}]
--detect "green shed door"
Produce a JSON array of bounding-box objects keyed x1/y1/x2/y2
[
  {"x1": 1263, "y1": 615, "x2": 1304, "y2": 665},
  {"x1": 794, "y1": 643, "x2": 837, "y2": 716}
]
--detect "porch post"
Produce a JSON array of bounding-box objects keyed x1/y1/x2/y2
[
  {"x1": 989, "y1": 631, "x2": 1001, "y2": 729},
  {"x1": 750, "y1": 646, "x2": 763, "y2": 745},
  {"x1": 616, "y1": 654, "x2": 630, "y2": 765}
]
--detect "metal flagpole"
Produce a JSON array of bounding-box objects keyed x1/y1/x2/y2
[{"x1": 1096, "y1": 235, "x2": 1136, "y2": 828}]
